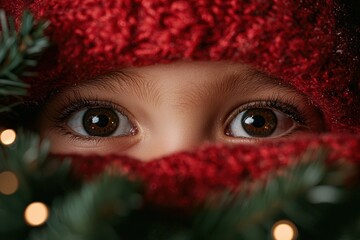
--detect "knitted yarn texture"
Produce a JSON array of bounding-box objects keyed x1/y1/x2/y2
[{"x1": 68, "y1": 134, "x2": 360, "y2": 209}]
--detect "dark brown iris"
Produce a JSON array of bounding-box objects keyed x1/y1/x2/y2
[
  {"x1": 241, "y1": 108, "x2": 277, "y2": 137},
  {"x1": 83, "y1": 108, "x2": 119, "y2": 136}
]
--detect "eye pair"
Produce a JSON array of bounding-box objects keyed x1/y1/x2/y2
[{"x1": 66, "y1": 103, "x2": 297, "y2": 139}]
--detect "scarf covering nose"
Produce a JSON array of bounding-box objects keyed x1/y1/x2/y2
[
  {"x1": 66, "y1": 135, "x2": 360, "y2": 209},
  {"x1": 1, "y1": 0, "x2": 359, "y2": 209}
]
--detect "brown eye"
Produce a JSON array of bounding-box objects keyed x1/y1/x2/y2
[
  {"x1": 241, "y1": 108, "x2": 277, "y2": 137},
  {"x1": 67, "y1": 107, "x2": 134, "y2": 137},
  {"x1": 83, "y1": 108, "x2": 119, "y2": 136},
  {"x1": 227, "y1": 108, "x2": 295, "y2": 138}
]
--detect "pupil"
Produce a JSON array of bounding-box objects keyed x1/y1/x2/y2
[
  {"x1": 251, "y1": 115, "x2": 265, "y2": 128},
  {"x1": 92, "y1": 114, "x2": 109, "y2": 127}
]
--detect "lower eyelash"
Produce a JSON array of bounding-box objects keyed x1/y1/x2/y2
[
  {"x1": 51, "y1": 120, "x2": 120, "y2": 144},
  {"x1": 67, "y1": 131, "x2": 104, "y2": 143}
]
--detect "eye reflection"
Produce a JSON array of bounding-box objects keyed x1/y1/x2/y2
[
  {"x1": 67, "y1": 107, "x2": 134, "y2": 137},
  {"x1": 226, "y1": 108, "x2": 296, "y2": 138}
]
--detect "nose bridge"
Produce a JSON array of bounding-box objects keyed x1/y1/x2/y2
[
  {"x1": 144, "y1": 121, "x2": 205, "y2": 160},
  {"x1": 136, "y1": 107, "x2": 210, "y2": 161},
  {"x1": 163, "y1": 125, "x2": 204, "y2": 151}
]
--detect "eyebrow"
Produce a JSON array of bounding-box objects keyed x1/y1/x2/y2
[
  {"x1": 64, "y1": 66, "x2": 298, "y2": 108},
  {"x1": 175, "y1": 68, "x2": 298, "y2": 109},
  {"x1": 77, "y1": 70, "x2": 162, "y2": 107},
  {"x1": 215, "y1": 69, "x2": 277, "y2": 95},
  {"x1": 217, "y1": 67, "x2": 298, "y2": 95}
]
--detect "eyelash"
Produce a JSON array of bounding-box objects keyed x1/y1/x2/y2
[
  {"x1": 52, "y1": 95, "x2": 311, "y2": 141},
  {"x1": 224, "y1": 96, "x2": 310, "y2": 137},
  {"x1": 230, "y1": 98, "x2": 307, "y2": 125},
  {"x1": 54, "y1": 98, "x2": 119, "y2": 122},
  {"x1": 51, "y1": 96, "x2": 132, "y2": 142}
]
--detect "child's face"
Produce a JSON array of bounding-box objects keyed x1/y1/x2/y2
[{"x1": 39, "y1": 61, "x2": 323, "y2": 161}]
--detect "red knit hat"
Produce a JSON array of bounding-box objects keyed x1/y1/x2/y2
[
  {"x1": 1, "y1": 0, "x2": 359, "y2": 209},
  {"x1": 2, "y1": 0, "x2": 359, "y2": 133},
  {"x1": 3, "y1": 0, "x2": 359, "y2": 133}
]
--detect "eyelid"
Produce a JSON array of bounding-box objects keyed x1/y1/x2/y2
[
  {"x1": 52, "y1": 97, "x2": 138, "y2": 139},
  {"x1": 225, "y1": 99, "x2": 306, "y2": 125},
  {"x1": 223, "y1": 99, "x2": 308, "y2": 137}
]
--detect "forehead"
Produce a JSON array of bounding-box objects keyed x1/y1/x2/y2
[
  {"x1": 59, "y1": 61, "x2": 300, "y2": 109},
  {"x1": 126, "y1": 61, "x2": 258, "y2": 83},
  {"x1": 85, "y1": 61, "x2": 283, "y2": 91}
]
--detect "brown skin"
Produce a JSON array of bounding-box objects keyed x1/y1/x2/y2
[{"x1": 39, "y1": 61, "x2": 323, "y2": 161}]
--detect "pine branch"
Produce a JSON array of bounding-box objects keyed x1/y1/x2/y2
[
  {"x1": 192, "y1": 150, "x2": 360, "y2": 240},
  {"x1": 0, "y1": 10, "x2": 49, "y2": 112},
  {"x1": 30, "y1": 175, "x2": 142, "y2": 240},
  {"x1": 0, "y1": 131, "x2": 143, "y2": 240}
]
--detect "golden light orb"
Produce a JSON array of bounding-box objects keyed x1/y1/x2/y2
[
  {"x1": 0, "y1": 171, "x2": 19, "y2": 195},
  {"x1": 272, "y1": 220, "x2": 298, "y2": 240},
  {"x1": 0, "y1": 129, "x2": 16, "y2": 145},
  {"x1": 24, "y1": 202, "x2": 49, "y2": 227}
]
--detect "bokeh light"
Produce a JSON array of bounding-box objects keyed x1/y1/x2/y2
[
  {"x1": 272, "y1": 220, "x2": 298, "y2": 240},
  {"x1": 24, "y1": 202, "x2": 49, "y2": 227},
  {"x1": 0, "y1": 129, "x2": 16, "y2": 145},
  {"x1": 0, "y1": 171, "x2": 19, "y2": 195}
]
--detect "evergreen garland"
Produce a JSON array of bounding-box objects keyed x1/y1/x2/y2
[
  {"x1": 0, "y1": 10, "x2": 49, "y2": 112},
  {"x1": 0, "y1": 10, "x2": 360, "y2": 240}
]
